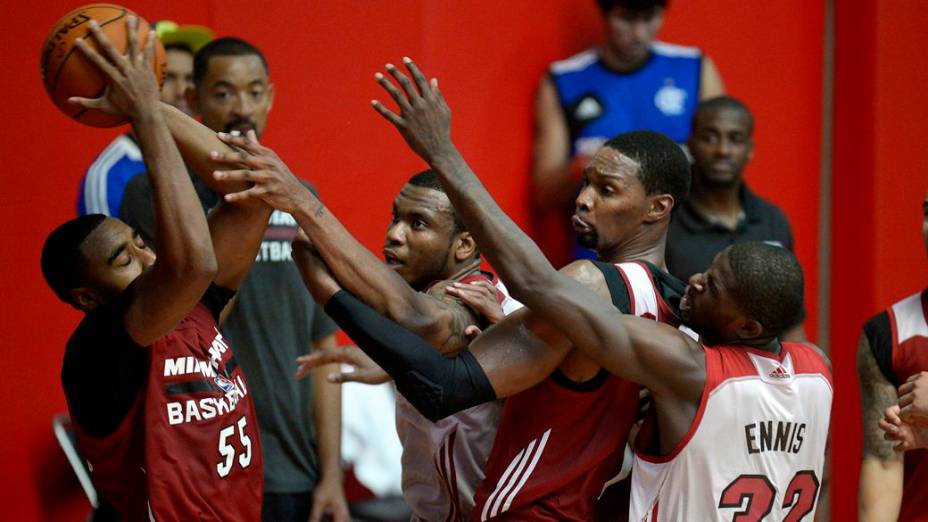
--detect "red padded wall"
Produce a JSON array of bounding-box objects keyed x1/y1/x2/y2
[{"x1": 0, "y1": 1, "x2": 825, "y2": 519}]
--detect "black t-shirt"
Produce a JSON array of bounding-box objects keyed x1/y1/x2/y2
[
  {"x1": 62, "y1": 284, "x2": 235, "y2": 438},
  {"x1": 666, "y1": 183, "x2": 796, "y2": 283}
]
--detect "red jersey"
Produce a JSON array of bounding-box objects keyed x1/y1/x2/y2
[
  {"x1": 870, "y1": 290, "x2": 928, "y2": 521},
  {"x1": 66, "y1": 289, "x2": 263, "y2": 521},
  {"x1": 472, "y1": 261, "x2": 684, "y2": 520}
]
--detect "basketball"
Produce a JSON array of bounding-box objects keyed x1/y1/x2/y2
[{"x1": 40, "y1": 4, "x2": 165, "y2": 127}]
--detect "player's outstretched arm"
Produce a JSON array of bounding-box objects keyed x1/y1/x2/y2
[
  {"x1": 291, "y1": 235, "x2": 496, "y2": 420},
  {"x1": 214, "y1": 134, "x2": 484, "y2": 354},
  {"x1": 71, "y1": 17, "x2": 215, "y2": 346},
  {"x1": 370, "y1": 58, "x2": 564, "y2": 306},
  {"x1": 857, "y1": 333, "x2": 903, "y2": 521},
  {"x1": 517, "y1": 260, "x2": 705, "y2": 401}
]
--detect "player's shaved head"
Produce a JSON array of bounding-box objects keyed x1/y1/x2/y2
[
  {"x1": 727, "y1": 242, "x2": 804, "y2": 336},
  {"x1": 603, "y1": 130, "x2": 690, "y2": 208},
  {"x1": 406, "y1": 170, "x2": 465, "y2": 233},
  {"x1": 42, "y1": 214, "x2": 107, "y2": 305}
]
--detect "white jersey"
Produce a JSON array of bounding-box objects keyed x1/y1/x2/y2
[
  {"x1": 397, "y1": 275, "x2": 523, "y2": 521},
  {"x1": 630, "y1": 342, "x2": 832, "y2": 522}
]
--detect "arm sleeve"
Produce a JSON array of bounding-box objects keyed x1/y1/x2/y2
[
  {"x1": 864, "y1": 311, "x2": 897, "y2": 386},
  {"x1": 324, "y1": 290, "x2": 496, "y2": 421}
]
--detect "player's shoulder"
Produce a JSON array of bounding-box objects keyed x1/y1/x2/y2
[
  {"x1": 559, "y1": 259, "x2": 607, "y2": 286},
  {"x1": 787, "y1": 341, "x2": 832, "y2": 375},
  {"x1": 651, "y1": 41, "x2": 703, "y2": 59},
  {"x1": 549, "y1": 48, "x2": 599, "y2": 75}
]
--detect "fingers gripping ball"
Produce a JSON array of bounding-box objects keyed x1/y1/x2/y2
[{"x1": 41, "y1": 4, "x2": 165, "y2": 127}]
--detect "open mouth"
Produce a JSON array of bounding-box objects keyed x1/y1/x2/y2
[
  {"x1": 571, "y1": 214, "x2": 592, "y2": 234},
  {"x1": 383, "y1": 249, "x2": 404, "y2": 266}
]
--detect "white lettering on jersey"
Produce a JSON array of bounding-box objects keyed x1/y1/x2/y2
[
  {"x1": 166, "y1": 375, "x2": 250, "y2": 426},
  {"x1": 163, "y1": 356, "x2": 216, "y2": 378}
]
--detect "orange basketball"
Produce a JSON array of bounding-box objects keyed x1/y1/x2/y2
[{"x1": 40, "y1": 4, "x2": 165, "y2": 127}]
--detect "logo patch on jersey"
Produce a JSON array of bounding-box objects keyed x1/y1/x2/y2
[
  {"x1": 749, "y1": 353, "x2": 794, "y2": 384},
  {"x1": 768, "y1": 365, "x2": 790, "y2": 380},
  {"x1": 214, "y1": 374, "x2": 237, "y2": 394},
  {"x1": 572, "y1": 95, "x2": 604, "y2": 122},
  {"x1": 654, "y1": 79, "x2": 687, "y2": 116}
]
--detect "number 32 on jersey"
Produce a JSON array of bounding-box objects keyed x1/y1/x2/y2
[{"x1": 719, "y1": 470, "x2": 819, "y2": 522}]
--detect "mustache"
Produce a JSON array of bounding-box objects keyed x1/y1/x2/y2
[{"x1": 223, "y1": 119, "x2": 256, "y2": 133}]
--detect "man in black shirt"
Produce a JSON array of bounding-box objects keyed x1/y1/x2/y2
[{"x1": 666, "y1": 95, "x2": 805, "y2": 340}]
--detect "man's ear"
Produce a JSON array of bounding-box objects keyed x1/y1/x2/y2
[
  {"x1": 644, "y1": 194, "x2": 675, "y2": 223},
  {"x1": 70, "y1": 287, "x2": 101, "y2": 312},
  {"x1": 266, "y1": 83, "x2": 276, "y2": 114},
  {"x1": 735, "y1": 317, "x2": 765, "y2": 341},
  {"x1": 453, "y1": 232, "x2": 478, "y2": 263}
]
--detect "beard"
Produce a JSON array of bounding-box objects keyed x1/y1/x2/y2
[{"x1": 577, "y1": 229, "x2": 599, "y2": 249}]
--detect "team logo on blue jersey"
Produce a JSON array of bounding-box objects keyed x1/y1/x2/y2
[{"x1": 654, "y1": 79, "x2": 687, "y2": 116}]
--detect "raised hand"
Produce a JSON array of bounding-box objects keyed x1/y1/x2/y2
[
  {"x1": 69, "y1": 16, "x2": 160, "y2": 120},
  {"x1": 898, "y1": 371, "x2": 928, "y2": 427},
  {"x1": 446, "y1": 280, "x2": 504, "y2": 325},
  {"x1": 296, "y1": 346, "x2": 391, "y2": 385},
  {"x1": 371, "y1": 57, "x2": 454, "y2": 164},
  {"x1": 212, "y1": 130, "x2": 312, "y2": 213}
]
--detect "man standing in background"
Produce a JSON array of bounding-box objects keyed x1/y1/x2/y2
[
  {"x1": 533, "y1": 0, "x2": 724, "y2": 263},
  {"x1": 120, "y1": 37, "x2": 348, "y2": 522},
  {"x1": 78, "y1": 21, "x2": 213, "y2": 217},
  {"x1": 665, "y1": 96, "x2": 805, "y2": 340}
]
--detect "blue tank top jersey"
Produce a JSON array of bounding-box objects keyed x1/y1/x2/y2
[
  {"x1": 78, "y1": 134, "x2": 147, "y2": 217},
  {"x1": 550, "y1": 42, "x2": 703, "y2": 157}
]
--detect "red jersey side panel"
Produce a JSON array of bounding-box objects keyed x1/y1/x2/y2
[
  {"x1": 888, "y1": 290, "x2": 928, "y2": 522},
  {"x1": 76, "y1": 302, "x2": 264, "y2": 521}
]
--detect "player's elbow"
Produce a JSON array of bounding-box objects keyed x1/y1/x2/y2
[{"x1": 187, "y1": 249, "x2": 219, "y2": 284}]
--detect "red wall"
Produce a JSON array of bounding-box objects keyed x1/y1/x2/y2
[
  {"x1": 1, "y1": 1, "x2": 826, "y2": 519},
  {"x1": 830, "y1": 1, "x2": 928, "y2": 521}
]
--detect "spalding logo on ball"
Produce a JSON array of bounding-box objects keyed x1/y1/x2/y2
[{"x1": 41, "y1": 4, "x2": 166, "y2": 127}]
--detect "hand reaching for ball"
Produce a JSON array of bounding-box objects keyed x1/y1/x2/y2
[{"x1": 68, "y1": 16, "x2": 160, "y2": 121}]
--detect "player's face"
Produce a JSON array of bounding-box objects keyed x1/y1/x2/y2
[
  {"x1": 384, "y1": 185, "x2": 460, "y2": 291},
  {"x1": 573, "y1": 148, "x2": 651, "y2": 256},
  {"x1": 77, "y1": 218, "x2": 156, "y2": 310},
  {"x1": 679, "y1": 249, "x2": 746, "y2": 345},
  {"x1": 603, "y1": 6, "x2": 664, "y2": 66},
  {"x1": 689, "y1": 108, "x2": 754, "y2": 186},
  {"x1": 193, "y1": 55, "x2": 274, "y2": 137},
  {"x1": 160, "y1": 49, "x2": 195, "y2": 116}
]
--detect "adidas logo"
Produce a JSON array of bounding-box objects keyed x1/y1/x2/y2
[{"x1": 768, "y1": 365, "x2": 790, "y2": 379}]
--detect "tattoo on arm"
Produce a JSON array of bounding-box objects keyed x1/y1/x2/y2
[
  {"x1": 857, "y1": 333, "x2": 901, "y2": 460},
  {"x1": 427, "y1": 281, "x2": 483, "y2": 355}
]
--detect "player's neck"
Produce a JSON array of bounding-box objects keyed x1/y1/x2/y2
[
  {"x1": 446, "y1": 259, "x2": 483, "y2": 282},
  {"x1": 597, "y1": 234, "x2": 667, "y2": 270},
  {"x1": 599, "y1": 44, "x2": 649, "y2": 73},
  {"x1": 741, "y1": 337, "x2": 781, "y2": 354},
  {"x1": 690, "y1": 176, "x2": 743, "y2": 225}
]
